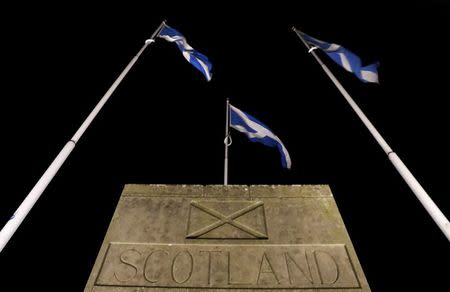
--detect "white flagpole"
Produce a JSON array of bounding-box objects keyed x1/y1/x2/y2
[
  {"x1": 224, "y1": 98, "x2": 231, "y2": 186},
  {"x1": 293, "y1": 27, "x2": 450, "y2": 242},
  {"x1": 0, "y1": 20, "x2": 167, "y2": 252}
]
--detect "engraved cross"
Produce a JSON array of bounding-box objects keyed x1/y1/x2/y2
[{"x1": 187, "y1": 201, "x2": 267, "y2": 238}]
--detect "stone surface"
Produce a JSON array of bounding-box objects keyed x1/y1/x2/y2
[{"x1": 85, "y1": 185, "x2": 370, "y2": 291}]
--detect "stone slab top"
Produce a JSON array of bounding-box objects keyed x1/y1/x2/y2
[{"x1": 122, "y1": 184, "x2": 333, "y2": 198}]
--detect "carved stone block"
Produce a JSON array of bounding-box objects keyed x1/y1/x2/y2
[{"x1": 84, "y1": 184, "x2": 370, "y2": 291}]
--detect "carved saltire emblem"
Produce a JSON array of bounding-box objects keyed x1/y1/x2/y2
[{"x1": 186, "y1": 200, "x2": 268, "y2": 239}]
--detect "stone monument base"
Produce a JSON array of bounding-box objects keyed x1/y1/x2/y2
[{"x1": 85, "y1": 185, "x2": 370, "y2": 291}]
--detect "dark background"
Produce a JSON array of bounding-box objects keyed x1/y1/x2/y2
[{"x1": 1, "y1": 1, "x2": 449, "y2": 291}]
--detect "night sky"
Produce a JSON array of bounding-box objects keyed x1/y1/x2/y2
[{"x1": 1, "y1": 2, "x2": 449, "y2": 291}]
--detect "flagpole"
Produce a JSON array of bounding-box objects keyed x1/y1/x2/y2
[
  {"x1": 224, "y1": 98, "x2": 230, "y2": 186},
  {"x1": 0, "y1": 20, "x2": 167, "y2": 253},
  {"x1": 293, "y1": 27, "x2": 450, "y2": 242}
]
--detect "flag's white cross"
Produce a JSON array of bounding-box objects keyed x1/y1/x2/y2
[
  {"x1": 187, "y1": 201, "x2": 267, "y2": 238},
  {"x1": 159, "y1": 32, "x2": 212, "y2": 81},
  {"x1": 230, "y1": 105, "x2": 291, "y2": 169}
]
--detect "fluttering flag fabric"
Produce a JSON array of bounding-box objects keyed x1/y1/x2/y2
[
  {"x1": 229, "y1": 104, "x2": 291, "y2": 169},
  {"x1": 158, "y1": 24, "x2": 212, "y2": 81},
  {"x1": 299, "y1": 30, "x2": 379, "y2": 83}
]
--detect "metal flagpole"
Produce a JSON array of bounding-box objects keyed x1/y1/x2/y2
[
  {"x1": 224, "y1": 98, "x2": 231, "y2": 186},
  {"x1": 0, "y1": 20, "x2": 167, "y2": 252},
  {"x1": 293, "y1": 27, "x2": 450, "y2": 242}
]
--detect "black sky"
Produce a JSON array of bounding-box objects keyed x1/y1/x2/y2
[{"x1": 1, "y1": 2, "x2": 449, "y2": 291}]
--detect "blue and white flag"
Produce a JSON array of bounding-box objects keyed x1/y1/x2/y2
[
  {"x1": 299, "y1": 30, "x2": 379, "y2": 83},
  {"x1": 230, "y1": 104, "x2": 291, "y2": 169},
  {"x1": 158, "y1": 24, "x2": 212, "y2": 81}
]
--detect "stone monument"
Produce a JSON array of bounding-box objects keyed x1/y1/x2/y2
[{"x1": 84, "y1": 184, "x2": 370, "y2": 291}]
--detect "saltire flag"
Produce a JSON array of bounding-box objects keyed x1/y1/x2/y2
[
  {"x1": 298, "y1": 30, "x2": 379, "y2": 83},
  {"x1": 229, "y1": 104, "x2": 291, "y2": 169},
  {"x1": 158, "y1": 24, "x2": 212, "y2": 81}
]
